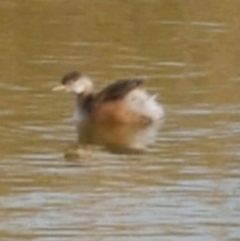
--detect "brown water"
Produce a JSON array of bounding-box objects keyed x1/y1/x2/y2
[{"x1": 0, "y1": 0, "x2": 240, "y2": 240}]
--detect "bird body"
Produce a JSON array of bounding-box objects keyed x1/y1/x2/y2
[{"x1": 53, "y1": 71, "x2": 164, "y2": 124}]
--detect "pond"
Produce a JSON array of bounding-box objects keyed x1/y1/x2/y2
[{"x1": 0, "y1": 0, "x2": 240, "y2": 240}]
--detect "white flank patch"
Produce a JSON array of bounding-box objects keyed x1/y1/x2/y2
[{"x1": 125, "y1": 89, "x2": 164, "y2": 121}]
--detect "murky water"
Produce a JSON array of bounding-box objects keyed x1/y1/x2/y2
[{"x1": 0, "y1": 0, "x2": 240, "y2": 240}]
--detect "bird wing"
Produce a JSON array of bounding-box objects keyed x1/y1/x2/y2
[{"x1": 91, "y1": 78, "x2": 144, "y2": 107}]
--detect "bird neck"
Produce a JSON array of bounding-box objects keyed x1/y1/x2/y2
[{"x1": 76, "y1": 93, "x2": 94, "y2": 112}]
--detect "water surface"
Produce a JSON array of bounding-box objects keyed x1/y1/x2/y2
[{"x1": 0, "y1": 0, "x2": 240, "y2": 241}]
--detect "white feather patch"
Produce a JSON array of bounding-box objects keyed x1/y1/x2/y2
[{"x1": 124, "y1": 89, "x2": 164, "y2": 121}]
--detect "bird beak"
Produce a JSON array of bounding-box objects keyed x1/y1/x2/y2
[{"x1": 52, "y1": 85, "x2": 67, "y2": 92}]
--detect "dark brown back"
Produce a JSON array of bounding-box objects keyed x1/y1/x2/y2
[
  {"x1": 81, "y1": 78, "x2": 144, "y2": 112},
  {"x1": 92, "y1": 78, "x2": 144, "y2": 105}
]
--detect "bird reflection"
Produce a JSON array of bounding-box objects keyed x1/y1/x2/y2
[
  {"x1": 63, "y1": 121, "x2": 163, "y2": 161},
  {"x1": 76, "y1": 120, "x2": 162, "y2": 154}
]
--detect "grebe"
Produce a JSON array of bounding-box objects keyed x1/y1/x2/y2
[{"x1": 53, "y1": 71, "x2": 164, "y2": 124}]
